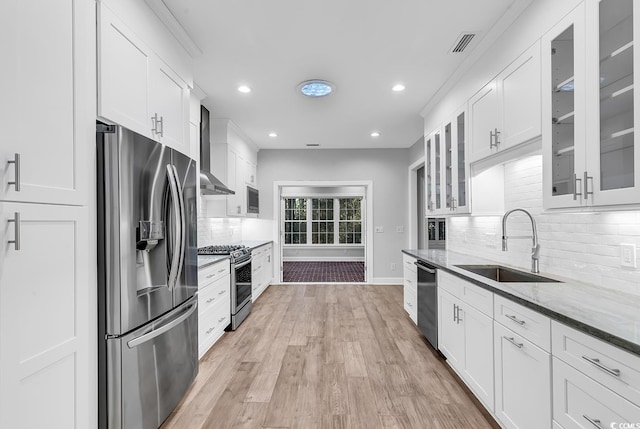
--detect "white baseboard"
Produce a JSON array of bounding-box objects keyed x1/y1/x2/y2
[{"x1": 371, "y1": 277, "x2": 403, "y2": 285}]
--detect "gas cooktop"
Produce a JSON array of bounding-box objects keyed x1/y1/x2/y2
[{"x1": 197, "y1": 245, "x2": 248, "y2": 255}]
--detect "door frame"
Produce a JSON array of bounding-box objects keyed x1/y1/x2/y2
[
  {"x1": 273, "y1": 180, "x2": 374, "y2": 283},
  {"x1": 408, "y1": 157, "x2": 426, "y2": 249}
]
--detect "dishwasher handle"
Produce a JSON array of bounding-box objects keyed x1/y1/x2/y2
[{"x1": 414, "y1": 261, "x2": 436, "y2": 274}]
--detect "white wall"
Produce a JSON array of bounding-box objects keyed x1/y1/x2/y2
[
  {"x1": 258, "y1": 149, "x2": 409, "y2": 281},
  {"x1": 448, "y1": 155, "x2": 640, "y2": 297}
]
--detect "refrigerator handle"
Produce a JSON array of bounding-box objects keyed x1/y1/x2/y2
[
  {"x1": 166, "y1": 165, "x2": 182, "y2": 291},
  {"x1": 126, "y1": 299, "x2": 198, "y2": 348},
  {"x1": 172, "y1": 165, "x2": 186, "y2": 285}
]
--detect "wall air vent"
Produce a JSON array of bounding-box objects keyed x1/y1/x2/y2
[{"x1": 451, "y1": 33, "x2": 476, "y2": 53}]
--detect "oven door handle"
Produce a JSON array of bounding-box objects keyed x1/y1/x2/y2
[{"x1": 234, "y1": 258, "x2": 252, "y2": 269}]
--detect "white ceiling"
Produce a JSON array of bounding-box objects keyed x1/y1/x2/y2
[{"x1": 164, "y1": 0, "x2": 522, "y2": 150}]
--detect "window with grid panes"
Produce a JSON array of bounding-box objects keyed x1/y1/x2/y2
[
  {"x1": 284, "y1": 198, "x2": 307, "y2": 244},
  {"x1": 311, "y1": 198, "x2": 334, "y2": 244},
  {"x1": 338, "y1": 198, "x2": 362, "y2": 244}
]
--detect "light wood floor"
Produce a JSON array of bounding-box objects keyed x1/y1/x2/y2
[{"x1": 162, "y1": 284, "x2": 498, "y2": 429}]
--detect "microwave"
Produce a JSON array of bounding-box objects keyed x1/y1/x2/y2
[{"x1": 246, "y1": 186, "x2": 259, "y2": 214}]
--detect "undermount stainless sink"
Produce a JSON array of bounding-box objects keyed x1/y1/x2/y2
[{"x1": 455, "y1": 265, "x2": 561, "y2": 283}]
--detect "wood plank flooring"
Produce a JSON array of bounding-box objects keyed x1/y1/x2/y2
[{"x1": 161, "y1": 284, "x2": 498, "y2": 429}]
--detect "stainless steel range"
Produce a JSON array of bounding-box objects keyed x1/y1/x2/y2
[{"x1": 198, "y1": 245, "x2": 252, "y2": 330}]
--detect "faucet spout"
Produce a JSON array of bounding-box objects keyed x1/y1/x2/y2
[{"x1": 501, "y1": 208, "x2": 540, "y2": 274}]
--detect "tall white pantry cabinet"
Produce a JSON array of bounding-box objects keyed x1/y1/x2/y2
[{"x1": 0, "y1": 0, "x2": 96, "y2": 428}]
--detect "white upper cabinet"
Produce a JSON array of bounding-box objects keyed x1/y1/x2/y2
[
  {"x1": 544, "y1": 0, "x2": 640, "y2": 209},
  {"x1": 469, "y1": 42, "x2": 541, "y2": 162},
  {"x1": 97, "y1": 2, "x2": 190, "y2": 155},
  {"x1": 0, "y1": 0, "x2": 92, "y2": 206},
  {"x1": 426, "y1": 107, "x2": 470, "y2": 215},
  {"x1": 148, "y1": 59, "x2": 190, "y2": 155}
]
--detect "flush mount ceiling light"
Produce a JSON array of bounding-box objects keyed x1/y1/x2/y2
[
  {"x1": 297, "y1": 80, "x2": 335, "y2": 97},
  {"x1": 268, "y1": 132, "x2": 278, "y2": 138},
  {"x1": 237, "y1": 85, "x2": 252, "y2": 93},
  {"x1": 392, "y1": 84, "x2": 405, "y2": 92},
  {"x1": 370, "y1": 131, "x2": 381, "y2": 137}
]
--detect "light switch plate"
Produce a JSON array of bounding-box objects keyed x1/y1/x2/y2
[
  {"x1": 375, "y1": 226, "x2": 384, "y2": 233},
  {"x1": 620, "y1": 243, "x2": 637, "y2": 268}
]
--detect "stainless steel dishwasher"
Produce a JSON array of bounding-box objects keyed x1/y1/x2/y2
[{"x1": 415, "y1": 260, "x2": 438, "y2": 350}]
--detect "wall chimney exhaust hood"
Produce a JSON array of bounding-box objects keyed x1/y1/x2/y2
[{"x1": 200, "y1": 106, "x2": 235, "y2": 195}]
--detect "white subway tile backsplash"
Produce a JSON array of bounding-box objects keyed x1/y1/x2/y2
[{"x1": 448, "y1": 154, "x2": 640, "y2": 296}]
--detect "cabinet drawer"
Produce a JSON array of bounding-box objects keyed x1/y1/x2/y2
[
  {"x1": 494, "y1": 294, "x2": 550, "y2": 351},
  {"x1": 439, "y1": 271, "x2": 493, "y2": 317},
  {"x1": 198, "y1": 274, "x2": 230, "y2": 314},
  {"x1": 198, "y1": 260, "x2": 230, "y2": 288},
  {"x1": 553, "y1": 357, "x2": 640, "y2": 428},
  {"x1": 552, "y1": 321, "x2": 640, "y2": 407},
  {"x1": 198, "y1": 295, "x2": 230, "y2": 351},
  {"x1": 403, "y1": 254, "x2": 417, "y2": 274}
]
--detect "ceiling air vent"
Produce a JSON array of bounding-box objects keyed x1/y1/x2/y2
[
  {"x1": 451, "y1": 33, "x2": 476, "y2": 53},
  {"x1": 306, "y1": 143, "x2": 320, "y2": 147}
]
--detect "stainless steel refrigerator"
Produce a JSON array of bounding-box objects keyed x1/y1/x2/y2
[{"x1": 97, "y1": 124, "x2": 198, "y2": 429}]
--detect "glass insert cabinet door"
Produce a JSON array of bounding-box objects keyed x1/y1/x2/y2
[
  {"x1": 542, "y1": 3, "x2": 587, "y2": 209},
  {"x1": 584, "y1": 0, "x2": 640, "y2": 206},
  {"x1": 425, "y1": 135, "x2": 434, "y2": 212}
]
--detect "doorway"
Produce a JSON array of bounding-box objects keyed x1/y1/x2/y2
[{"x1": 273, "y1": 182, "x2": 373, "y2": 283}]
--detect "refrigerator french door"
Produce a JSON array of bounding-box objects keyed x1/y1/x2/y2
[{"x1": 97, "y1": 124, "x2": 198, "y2": 429}]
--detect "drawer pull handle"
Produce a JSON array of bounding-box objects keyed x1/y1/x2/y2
[
  {"x1": 581, "y1": 355, "x2": 620, "y2": 377},
  {"x1": 218, "y1": 269, "x2": 225, "y2": 273},
  {"x1": 582, "y1": 415, "x2": 603, "y2": 429},
  {"x1": 218, "y1": 291, "x2": 226, "y2": 295},
  {"x1": 505, "y1": 314, "x2": 525, "y2": 325},
  {"x1": 406, "y1": 279, "x2": 412, "y2": 284},
  {"x1": 406, "y1": 302, "x2": 413, "y2": 307},
  {"x1": 217, "y1": 317, "x2": 226, "y2": 323},
  {"x1": 206, "y1": 274, "x2": 215, "y2": 279},
  {"x1": 206, "y1": 298, "x2": 215, "y2": 304},
  {"x1": 206, "y1": 327, "x2": 215, "y2": 334},
  {"x1": 503, "y1": 336, "x2": 523, "y2": 349},
  {"x1": 7, "y1": 153, "x2": 20, "y2": 191},
  {"x1": 7, "y1": 212, "x2": 21, "y2": 251}
]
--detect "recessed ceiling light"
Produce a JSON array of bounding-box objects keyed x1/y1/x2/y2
[
  {"x1": 268, "y1": 132, "x2": 278, "y2": 138},
  {"x1": 370, "y1": 132, "x2": 381, "y2": 138},
  {"x1": 238, "y1": 85, "x2": 252, "y2": 93},
  {"x1": 392, "y1": 84, "x2": 406, "y2": 92},
  {"x1": 297, "y1": 80, "x2": 335, "y2": 97}
]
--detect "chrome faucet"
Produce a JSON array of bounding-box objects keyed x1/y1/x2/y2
[{"x1": 501, "y1": 208, "x2": 540, "y2": 274}]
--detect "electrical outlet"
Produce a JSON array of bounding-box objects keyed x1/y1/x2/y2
[
  {"x1": 620, "y1": 243, "x2": 637, "y2": 268},
  {"x1": 375, "y1": 226, "x2": 384, "y2": 233},
  {"x1": 391, "y1": 263, "x2": 397, "y2": 271},
  {"x1": 396, "y1": 226, "x2": 404, "y2": 233}
]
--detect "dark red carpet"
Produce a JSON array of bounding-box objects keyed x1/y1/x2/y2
[{"x1": 283, "y1": 261, "x2": 365, "y2": 283}]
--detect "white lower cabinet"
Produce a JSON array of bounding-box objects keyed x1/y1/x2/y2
[
  {"x1": 437, "y1": 272, "x2": 494, "y2": 412},
  {"x1": 403, "y1": 254, "x2": 418, "y2": 324},
  {"x1": 198, "y1": 260, "x2": 231, "y2": 358},
  {"x1": 0, "y1": 203, "x2": 92, "y2": 428},
  {"x1": 252, "y1": 243, "x2": 273, "y2": 301},
  {"x1": 494, "y1": 321, "x2": 551, "y2": 429},
  {"x1": 551, "y1": 321, "x2": 640, "y2": 428},
  {"x1": 553, "y1": 357, "x2": 640, "y2": 428}
]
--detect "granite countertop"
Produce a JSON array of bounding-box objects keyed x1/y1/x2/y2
[
  {"x1": 236, "y1": 240, "x2": 273, "y2": 250},
  {"x1": 402, "y1": 248, "x2": 640, "y2": 356}
]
